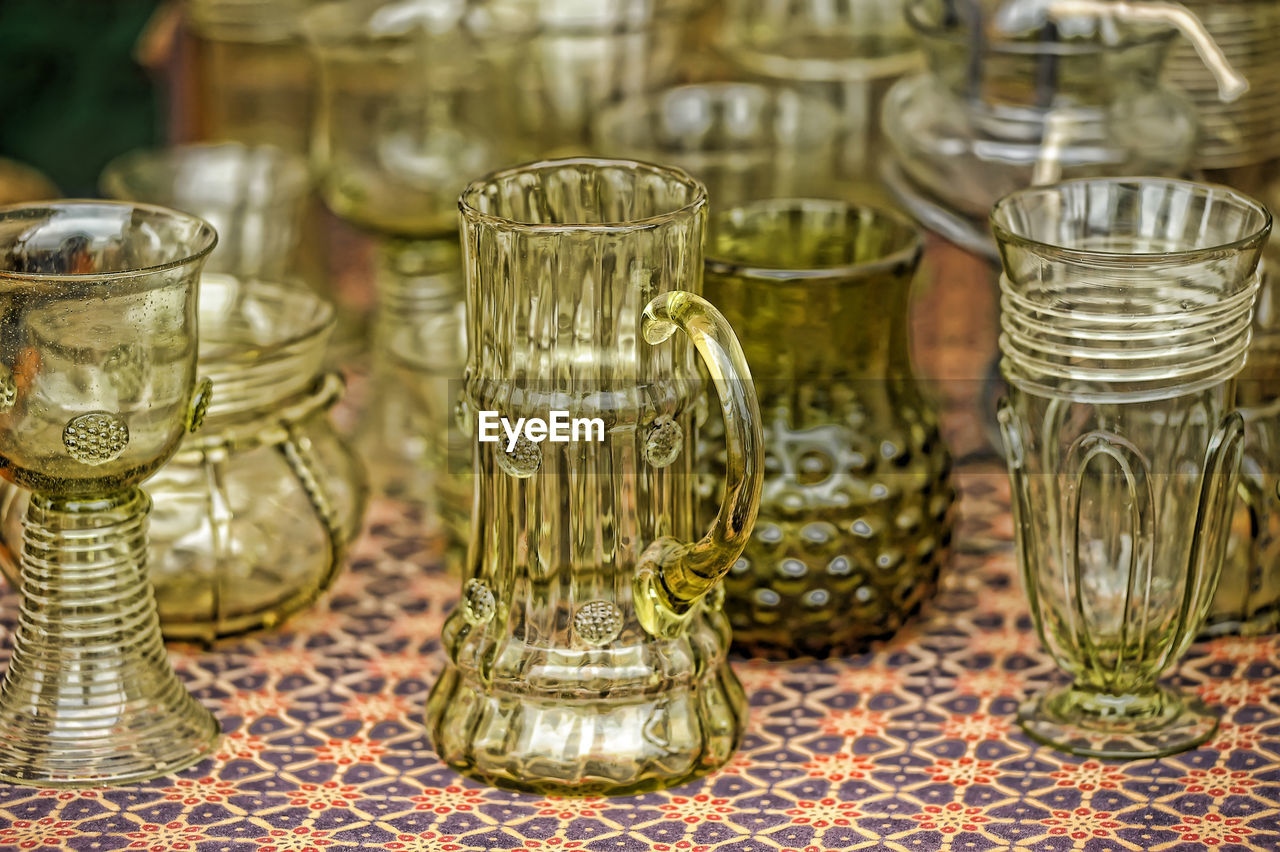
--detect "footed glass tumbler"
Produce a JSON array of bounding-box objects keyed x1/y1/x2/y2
[
  {"x1": 427, "y1": 159, "x2": 764, "y2": 794},
  {"x1": 993, "y1": 178, "x2": 1271, "y2": 758},
  {"x1": 0, "y1": 201, "x2": 221, "y2": 785},
  {"x1": 702, "y1": 199, "x2": 955, "y2": 657}
]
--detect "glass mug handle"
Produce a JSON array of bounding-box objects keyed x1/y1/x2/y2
[{"x1": 633, "y1": 290, "x2": 764, "y2": 638}]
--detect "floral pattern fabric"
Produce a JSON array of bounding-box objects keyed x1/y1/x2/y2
[{"x1": 0, "y1": 464, "x2": 1276, "y2": 852}]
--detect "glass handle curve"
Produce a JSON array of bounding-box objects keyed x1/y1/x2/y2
[{"x1": 634, "y1": 290, "x2": 764, "y2": 638}]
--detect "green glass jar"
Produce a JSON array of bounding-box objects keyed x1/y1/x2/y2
[{"x1": 702, "y1": 199, "x2": 955, "y2": 658}]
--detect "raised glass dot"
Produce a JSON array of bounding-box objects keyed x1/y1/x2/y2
[
  {"x1": 827, "y1": 556, "x2": 852, "y2": 576},
  {"x1": 753, "y1": 588, "x2": 781, "y2": 607},
  {"x1": 802, "y1": 589, "x2": 831, "y2": 608},
  {"x1": 756, "y1": 523, "x2": 784, "y2": 545},
  {"x1": 777, "y1": 558, "x2": 808, "y2": 579}
]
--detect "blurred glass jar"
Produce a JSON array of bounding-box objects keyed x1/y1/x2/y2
[
  {"x1": 716, "y1": 0, "x2": 921, "y2": 203},
  {"x1": 883, "y1": 0, "x2": 1197, "y2": 221},
  {"x1": 592, "y1": 81, "x2": 841, "y2": 205},
  {"x1": 185, "y1": 0, "x2": 318, "y2": 153},
  {"x1": 509, "y1": 0, "x2": 706, "y2": 158},
  {"x1": 0, "y1": 276, "x2": 368, "y2": 642},
  {"x1": 100, "y1": 143, "x2": 311, "y2": 282},
  {"x1": 1211, "y1": 197, "x2": 1280, "y2": 636},
  {"x1": 302, "y1": 0, "x2": 534, "y2": 238},
  {"x1": 702, "y1": 199, "x2": 955, "y2": 657},
  {"x1": 0, "y1": 158, "x2": 59, "y2": 204}
]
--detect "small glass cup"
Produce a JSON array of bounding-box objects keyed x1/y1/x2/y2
[
  {"x1": 591, "y1": 82, "x2": 841, "y2": 205},
  {"x1": 100, "y1": 142, "x2": 311, "y2": 281},
  {"x1": 993, "y1": 177, "x2": 1271, "y2": 759}
]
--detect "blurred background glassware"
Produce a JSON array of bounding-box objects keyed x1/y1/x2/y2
[
  {"x1": 1208, "y1": 178, "x2": 1280, "y2": 637},
  {"x1": 302, "y1": 0, "x2": 532, "y2": 525},
  {"x1": 0, "y1": 201, "x2": 219, "y2": 785},
  {"x1": 183, "y1": 0, "x2": 319, "y2": 154},
  {"x1": 1164, "y1": 0, "x2": 1280, "y2": 176},
  {"x1": 0, "y1": 158, "x2": 59, "y2": 205},
  {"x1": 428, "y1": 159, "x2": 763, "y2": 794},
  {"x1": 100, "y1": 142, "x2": 311, "y2": 283},
  {"x1": 0, "y1": 276, "x2": 367, "y2": 642},
  {"x1": 591, "y1": 81, "x2": 841, "y2": 206},
  {"x1": 993, "y1": 177, "x2": 1269, "y2": 758},
  {"x1": 715, "y1": 0, "x2": 922, "y2": 206},
  {"x1": 701, "y1": 199, "x2": 954, "y2": 658},
  {"x1": 508, "y1": 0, "x2": 706, "y2": 159}
]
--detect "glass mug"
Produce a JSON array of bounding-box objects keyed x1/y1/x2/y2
[
  {"x1": 426, "y1": 159, "x2": 764, "y2": 794},
  {"x1": 702, "y1": 199, "x2": 956, "y2": 657},
  {"x1": 994, "y1": 177, "x2": 1270, "y2": 759}
]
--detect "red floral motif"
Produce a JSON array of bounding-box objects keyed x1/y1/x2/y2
[
  {"x1": 732, "y1": 661, "x2": 784, "y2": 693},
  {"x1": 780, "y1": 847, "x2": 842, "y2": 852},
  {"x1": 36, "y1": 790, "x2": 97, "y2": 800},
  {"x1": 803, "y1": 751, "x2": 875, "y2": 782},
  {"x1": 220, "y1": 689, "x2": 294, "y2": 720},
  {"x1": 286, "y1": 781, "x2": 362, "y2": 810},
  {"x1": 1197, "y1": 677, "x2": 1272, "y2": 708},
  {"x1": 385, "y1": 832, "x2": 465, "y2": 851},
  {"x1": 411, "y1": 785, "x2": 486, "y2": 815},
  {"x1": 512, "y1": 839, "x2": 584, "y2": 852},
  {"x1": 215, "y1": 729, "x2": 270, "y2": 761},
  {"x1": 652, "y1": 844, "x2": 709, "y2": 852},
  {"x1": 954, "y1": 668, "x2": 1025, "y2": 698},
  {"x1": 253, "y1": 825, "x2": 333, "y2": 852},
  {"x1": 1178, "y1": 768, "x2": 1258, "y2": 798},
  {"x1": 1041, "y1": 808, "x2": 1121, "y2": 840},
  {"x1": 387, "y1": 610, "x2": 448, "y2": 647},
  {"x1": 1172, "y1": 813, "x2": 1254, "y2": 846},
  {"x1": 973, "y1": 630, "x2": 1041, "y2": 658},
  {"x1": 366, "y1": 651, "x2": 428, "y2": 681},
  {"x1": 247, "y1": 646, "x2": 319, "y2": 677},
  {"x1": 820, "y1": 708, "x2": 888, "y2": 739},
  {"x1": 925, "y1": 756, "x2": 997, "y2": 786},
  {"x1": 534, "y1": 797, "x2": 606, "y2": 819},
  {"x1": 341, "y1": 691, "x2": 412, "y2": 723},
  {"x1": 910, "y1": 802, "x2": 990, "y2": 834},
  {"x1": 1210, "y1": 722, "x2": 1260, "y2": 752},
  {"x1": 1049, "y1": 761, "x2": 1126, "y2": 792},
  {"x1": 1206, "y1": 635, "x2": 1278, "y2": 664},
  {"x1": 0, "y1": 816, "x2": 77, "y2": 848},
  {"x1": 659, "y1": 794, "x2": 734, "y2": 824},
  {"x1": 941, "y1": 712, "x2": 1010, "y2": 742},
  {"x1": 314, "y1": 735, "x2": 386, "y2": 765},
  {"x1": 125, "y1": 821, "x2": 206, "y2": 852},
  {"x1": 162, "y1": 776, "x2": 238, "y2": 805},
  {"x1": 712, "y1": 750, "x2": 757, "y2": 776},
  {"x1": 784, "y1": 798, "x2": 861, "y2": 828}
]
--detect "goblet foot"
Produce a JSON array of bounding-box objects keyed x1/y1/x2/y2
[
  {"x1": 1018, "y1": 682, "x2": 1217, "y2": 759},
  {"x1": 0, "y1": 489, "x2": 220, "y2": 786}
]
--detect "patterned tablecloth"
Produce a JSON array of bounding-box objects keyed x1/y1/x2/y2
[{"x1": 0, "y1": 461, "x2": 1276, "y2": 852}]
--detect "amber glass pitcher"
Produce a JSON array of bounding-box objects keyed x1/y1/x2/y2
[
  {"x1": 426, "y1": 159, "x2": 764, "y2": 794},
  {"x1": 702, "y1": 199, "x2": 955, "y2": 657}
]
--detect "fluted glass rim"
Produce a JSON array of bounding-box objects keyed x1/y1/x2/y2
[
  {"x1": 989, "y1": 176, "x2": 1272, "y2": 265},
  {"x1": 458, "y1": 157, "x2": 708, "y2": 234},
  {"x1": 99, "y1": 142, "x2": 311, "y2": 209},
  {"x1": 0, "y1": 200, "x2": 219, "y2": 283},
  {"x1": 704, "y1": 197, "x2": 923, "y2": 281}
]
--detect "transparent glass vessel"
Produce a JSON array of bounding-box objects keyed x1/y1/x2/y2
[
  {"x1": 716, "y1": 0, "x2": 922, "y2": 205},
  {"x1": 426, "y1": 159, "x2": 764, "y2": 794},
  {"x1": 508, "y1": 0, "x2": 704, "y2": 159},
  {"x1": 185, "y1": 0, "x2": 318, "y2": 153},
  {"x1": 100, "y1": 143, "x2": 311, "y2": 281},
  {"x1": 701, "y1": 199, "x2": 955, "y2": 658},
  {"x1": 0, "y1": 201, "x2": 220, "y2": 785},
  {"x1": 592, "y1": 82, "x2": 841, "y2": 206},
  {"x1": 993, "y1": 178, "x2": 1270, "y2": 758},
  {"x1": 0, "y1": 276, "x2": 368, "y2": 642}
]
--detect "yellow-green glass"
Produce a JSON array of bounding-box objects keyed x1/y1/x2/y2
[
  {"x1": 702, "y1": 199, "x2": 954, "y2": 657},
  {"x1": 0, "y1": 201, "x2": 220, "y2": 785},
  {"x1": 427, "y1": 159, "x2": 764, "y2": 794}
]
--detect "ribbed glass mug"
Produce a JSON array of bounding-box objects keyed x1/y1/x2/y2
[
  {"x1": 993, "y1": 178, "x2": 1271, "y2": 759},
  {"x1": 702, "y1": 199, "x2": 955, "y2": 657},
  {"x1": 0, "y1": 201, "x2": 221, "y2": 785},
  {"x1": 426, "y1": 159, "x2": 764, "y2": 794}
]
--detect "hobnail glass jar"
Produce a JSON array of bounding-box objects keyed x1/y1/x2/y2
[
  {"x1": 701, "y1": 199, "x2": 955, "y2": 658},
  {"x1": 0, "y1": 275, "x2": 367, "y2": 642}
]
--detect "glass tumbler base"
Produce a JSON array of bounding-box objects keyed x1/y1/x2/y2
[{"x1": 1018, "y1": 683, "x2": 1217, "y2": 759}]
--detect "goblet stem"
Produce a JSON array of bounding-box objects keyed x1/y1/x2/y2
[{"x1": 0, "y1": 488, "x2": 219, "y2": 786}]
